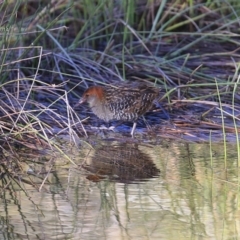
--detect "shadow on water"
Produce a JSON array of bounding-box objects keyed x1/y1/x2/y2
[
  {"x1": 0, "y1": 139, "x2": 240, "y2": 239},
  {"x1": 81, "y1": 142, "x2": 160, "y2": 183}
]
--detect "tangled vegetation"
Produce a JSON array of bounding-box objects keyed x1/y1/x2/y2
[{"x1": 0, "y1": 0, "x2": 240, "y2": 180}]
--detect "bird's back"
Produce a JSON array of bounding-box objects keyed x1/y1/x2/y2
[{"x1": 103, "y1": 82, "x2": 160, "y2": 121}]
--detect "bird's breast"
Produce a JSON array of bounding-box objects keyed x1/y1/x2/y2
[{"x1": 91, "y1": 104, "x2": 114, "y2": 122}]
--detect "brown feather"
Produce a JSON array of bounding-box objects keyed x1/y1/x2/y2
[{"x1": 79, "y1": 81, "x2": 160, "y2": 136}]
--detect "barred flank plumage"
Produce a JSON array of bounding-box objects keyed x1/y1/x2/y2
[{"x1": 78, "y1": 82, "x2": 160, "y2": 136}]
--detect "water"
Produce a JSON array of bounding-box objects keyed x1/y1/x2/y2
[{"x1": 0, "y1": 139, "x2": 239, "y2": 239}]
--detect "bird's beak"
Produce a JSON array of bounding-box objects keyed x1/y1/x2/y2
[{"x1": 73, "y1": 97, "x2": 85, "y2": 109}]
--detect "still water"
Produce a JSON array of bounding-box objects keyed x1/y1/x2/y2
[{"x1": 0, "y1": 139, "x2": 239, "y2": 240}]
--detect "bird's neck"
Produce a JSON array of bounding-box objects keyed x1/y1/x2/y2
[{"x1": 91, "y1": 102, "x2": 113, "y2": 122}]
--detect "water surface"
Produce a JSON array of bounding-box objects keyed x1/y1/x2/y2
[{"x1": 0, "y1": 139, "x2": 239, "y2": 239}]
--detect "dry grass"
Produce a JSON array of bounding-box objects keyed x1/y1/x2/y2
[{"x1": 0, "y1": 0, "x2": 239, "y2": 184}]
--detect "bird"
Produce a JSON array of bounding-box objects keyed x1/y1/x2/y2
[{"x1": 76, "y1": 81, "x2": 160, "y2": 137}]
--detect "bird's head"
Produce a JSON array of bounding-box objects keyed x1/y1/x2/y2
[{"x1": 74, "y1": 86, "x2": 105, "y2": 108}]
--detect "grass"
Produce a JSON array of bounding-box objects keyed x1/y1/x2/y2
[{"x1": 0, "y1": 0, "x2": 240, "y2": 184}]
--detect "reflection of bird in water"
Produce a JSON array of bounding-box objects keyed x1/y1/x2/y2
[
  {"x1": 82, "y1": 143, "x2": 160, "y2": 183},
  {"x1": 76, "y1": 82, "x2": 160, "y2": 136}
]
